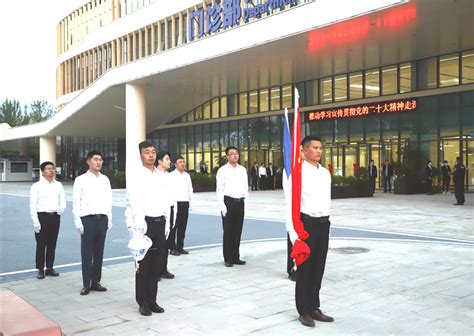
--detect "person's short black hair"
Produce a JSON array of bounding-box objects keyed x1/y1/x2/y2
[
  {"x1": 370, "y1": 160, "x2": 375, "y2": 163},
  {"x1": 301, "y1": 135, "x2": 322, "y2": 148},
  {"x1": 138, "y1": 141, "x2": 156, "y2": 152},
  {"x1": 444, "y1": 160, "x2": 448, "y2": 163},
  {"x1": 254, "y1": 161, "x2": 258, "y2": 165},
  {"x1": 157, "y1": 150, "x2": 171, "y2": 161},
  {"x1": 40, "y1": 161, "x2": 54, "y2": 171},
  {"x1": 86, "y1": 151, "x2": 103, "y2": 160},
  {"x1": 175, "y1": 155, "x2": 185, "y2": 163},
  {"x1": 456, "y1": 156, "x2": 461, "y2": 161},
  {"x1": 225, "y1": 146, "x2": 239, "y2": 155}
]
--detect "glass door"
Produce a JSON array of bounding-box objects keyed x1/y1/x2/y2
[{"x1": 463, "y1": 138, "x2": 473, "y2": 190}]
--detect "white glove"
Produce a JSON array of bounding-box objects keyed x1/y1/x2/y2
[
  {"x1": 75, "y1": 220, "x2": 84, "y2": 235},
  {"x1": 33, "y1": 222, "x2": 41, "y2": 234},
  {"x1": 57, "y1": 209, "x2": 64, "y2": 216},
  {"x1": 220, "y1": 205, "x2": 227, "y2": 217},
  {"x1": 288, "y1": 231, "x2": 298, "y2": 245},
  {"x1": 107, "y1": 221, "x2": 113, "y2": 231},
  {"x1": 188, "y1": 204, "x2": 192, "y2": 212}
]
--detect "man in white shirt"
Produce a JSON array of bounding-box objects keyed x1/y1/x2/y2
[
  {"x1": 258, "y1": 163, "x2": 267, "y2": 190},
  {"x1": 73, "y1": 151, "x2": 112, "y2": 296},
  {"x1": 285, "y1": 135, "x2": 334, "y2": 328},
  {"x1": 30, "y1": 161, "x2": 66, "y2": 280},
  {"x1": 216, "y1": 146, "x2": 249, "y2": 267},
  {"x1": 125, "y1": 142, "x2": 172, "y2": 316},
  {"x1": 168, "y1": 156, "x2": 193, "y2": 256}
]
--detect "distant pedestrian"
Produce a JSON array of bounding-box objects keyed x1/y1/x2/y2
[
  {"x1": 125, "y1": 142, "x2": 171, "y2": 316},
  {"x1": 251, "y1": 162, "x2": 259, "y2": 191},
  {"x1": 453, "y1": 157, "x2": 466, "y2": 205},
  {"x1": 368, "y1": 160, "x2": 377, "y2": 195},
  {"x1": 425, "y1": 160, "x2": 434, "y2": 195},
  {"x1": 30, "y1": 161, "x2": 66, "y2": 280},
  {"x1": 259, "y1": 163, "x2": 267, "y2": 190},
  {"x1": 73, "y1": 151, "x2": 112, "y2": 295},
  {"x1": 381, "y1": 159, "x2": 394, "y2": 193},
  {"x1": 168, "y1": 156, "x2": 193, "y2": 256},
  {"x1": 267, "y1": 163, "x2": 275, "y2": 190},
  {"x1": 441, "y1": 160, "x2": 451, "y2": 194},
  {"x1": 216, "y1": 146, "x2": 249, "y2": 267},
  {"x1": 284, "y1": 135, "x2": 334, "y2": 328}
]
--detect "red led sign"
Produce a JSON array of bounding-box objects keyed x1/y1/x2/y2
[
  {"x1": 306, "y1": 99, "x2": 417, "y2": 122},
  {"x1": 307, "y1": 3, "x2": 417, "y2": 53}
]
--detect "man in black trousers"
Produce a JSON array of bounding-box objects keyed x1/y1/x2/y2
[
  {"x1": 30, "y1": 161, "x2": 66, "y2": 279},
  {"x1": 368, "y1": 159, "x2": 377, "y2": 195},
  {"x1": 216, "y1": 146, "x2": 249, "y2": 267},
  {"x1": 453, "y1": 156, "x2": 466, "y2": 205},
  {"x1": 250, "y1": 161, "x2": 259, "y2": 191}
]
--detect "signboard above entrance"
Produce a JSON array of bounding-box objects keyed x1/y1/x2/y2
[{"x1": 306, "y1": 99, "x2": 418, "y2": 122}]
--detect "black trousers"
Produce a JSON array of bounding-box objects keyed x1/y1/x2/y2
[
  {"x1": 369, "y1": 177, "x2": 376, "y2": 194},
  {"x1": 136, "y1": 216, "x2": 166, "y2": 307},
  {"x1": 251, "y1": 176, "x2": 258, "y2": 191},
  {"x1": 167, "y1": 202, "x2": 190, "y2": 251},
  {"x1": 295, "y1": 214, "x2": 330, "y2": 316},
  {"x1": 259, "y1": 176, "x2": 267, "y2": 190},
  {"x1": 383, "y1": 176, "x2": 391, "y2": 192},
  {"x1": 80, "y1": 215, "x2": 108, "y2": 288},
  {"x1": 222, "y1": 196, "x2": 245, "y2": 263},
  {"x1": 454, "y1": 181, "x2": 465, "y2": 204},
  {"x1": 442, "y1": 176, "x2": 450, "y2": 192},
  {"x1": 35, "y1": 212, "x2": 60, "y2": 270},
  {"x1": 426, "y1": 177, "x2": 433, "y2": 194},
  {"x1": 287, "y1": 233, "x2": 294, "y2": 275}
]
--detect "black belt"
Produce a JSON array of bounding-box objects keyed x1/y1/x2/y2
[
  {"x1": 85, "y1": 214, "x2": 106, "y2": 219},
  {"x1": 38, "y1": 212, "x2": 58, "y2": 216},
  {"x1": 301, "y1": 213, "x2": 329, "y2": 220},
  {"x1": 224, "y1": 196, "x2": 245, "y2": 202},
  {"x1": 145, "y1": 216, "x2": 165, "y2": 222}
]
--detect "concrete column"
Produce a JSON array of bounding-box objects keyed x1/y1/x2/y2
[
  {"x1": 40, "y1": 136, "x2": 56, "y2": 166},
  {"x1": 144, "y1": 26, "x2": 149, "y2": 56},
  {"x1": 138, "y1": 29, "x2": 143, "y2": 59},
  {"x1": 125, "y1": 84, "x2": 146, "y2": 184}
]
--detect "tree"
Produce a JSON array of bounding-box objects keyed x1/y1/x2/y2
[
  {"x1": 0, "y1": 99, "x2": 28, "y2": 126},
  {"x1": 28, "y1": 100, "x2": 55, "y2": 123}
]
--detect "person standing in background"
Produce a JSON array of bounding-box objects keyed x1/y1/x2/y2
[
  {"x1": 441, "y1": 160, "x2": 451, "y2": 194},
  {"x1": 259, "y1": 163, "x2": 267, "y2": 190},
  {"x1": 30, "y1": 161, "x2": 66, "y2": 280},
  {"x1": 251, "y1": 162, "x2": 259, "y2": 191},
  {"x1": 382, "y1": 159, "x2": 394, "y2": 193},
  {"x1": 368, "y1": 160, "x2": 377, "y2": 195},
  {"x1": 453, "y1": 156, "x2": 466, "y2": 205}
]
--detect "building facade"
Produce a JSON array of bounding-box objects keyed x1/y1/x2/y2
[{"x1": 1, "y1": 0, "x2": 473, "y2": 188}]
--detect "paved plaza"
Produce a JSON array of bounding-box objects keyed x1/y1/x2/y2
[{"x1": 1, "y1": 183, "x2": 473, "y2": 335}]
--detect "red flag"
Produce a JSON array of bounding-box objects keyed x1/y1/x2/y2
[{"x1": 291, "y1": 88, "x2": 309, "y2": 241}]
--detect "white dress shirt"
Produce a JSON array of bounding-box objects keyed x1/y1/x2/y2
[
  {"x1": 170, "y1": 169, "x2": 193, "y2": 203},
  {"x1": 259, "y1": 166, "x2": 267, "y2": 177},
  {"x1": 73, "y1": 170, "x2": 112, "y2": 228},
  {"x1": 125, "y1": 166, "x2": 173, "y2": 234},
  {"x1": 30, "y1": 177, "x2": 66, "y2": 225},
  {"x1": 216, "y1": 163, "x2": 249, "y2": 207},
  {"x1": 283, "y1": 161, "x2": 331, "y2": 242}
]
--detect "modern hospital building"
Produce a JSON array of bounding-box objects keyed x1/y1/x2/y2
[{"x1": 0, "y1": 0, "x2": 473, "y2": 188}]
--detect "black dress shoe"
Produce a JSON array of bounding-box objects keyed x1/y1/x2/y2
[
  {"x1": 299, "y1": 314, "x2": 315, "y2": 327},
  {"x1": 161, "y1": 270, "x2": 175, "y2": 279},
  {"x1": 45, "y1": 268, "x2": 59, "y2": 276},
  {"x1": 288, "y1": 272, "x2": 297, "y2": 282},
  {"x1": 37, "y1": 270, "x2": 45, "y2": 280},
  {"x1": 233, "y1": 259, "x2": 246, "y2": 265},
  {"x1": 90, "y1": 282, "x2": 107, "y2": 291},
  {"x1": 139, "y1": 305, "x2": 152, "y2": 316},
  {"x1": 149, "y1": 302, "x2": 165, "y2": 313},
  {"x1": 170, "y1": 249, "x2": 180, "y2": 256},
  {"x1": 80, "y1": 287, "x2": 90, "y2": 295},
  {"x1": 178, "y1": 249, "x2": 189, "y2": 255},
  {"x1": 310, "y1": 308, "x2": 334, "y2": 322},
  {"x1": 224, "y1": 261, "x2": 233, "y2": 267},
  {"x1": 454, "y1": 203, "x2": 464, "y2": 205}
]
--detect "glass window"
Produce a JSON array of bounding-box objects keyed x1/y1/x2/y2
[
  {"x1": 306, "y1": 79, "x2": 318, "y2": 105},
  {"x1": 203, "y1": 101, "x2": 211, "y2": 119},
  {"x1": 295, "y1": 82, "x2": 306, "y2": 106},
  {"x1": 249, "y1": 90, "x2": 258, "y2": 114},
  {"x1": 211, "y1": 98, "x2": 219, "y2": 119},
  {"x1": 399, "y1": 62, "x2": 413, "y2": 93},
  {"x1": 123, "y1": 38, "x2": 128, "y2": 63},
  {"x1": 334, "y1": 74, "x2": 347, "y2": 102},
  {"x1": 461, "y1": 50, "x2": 474, "y2": 84},
  {"x1": 439, "y1": 53, "x2": 459, "y2": 87},
  {"x1": 153, "y1": 25, "x2": 158, "y2": 52},
  {"x1": 334, "y1": 119, "x2": 348, "y2": 143},
  {"x1": 282, "y1": 84, "x2": 292, "y2": 109},
  {"x1": 382, "y1": 65, "x2": 397, "y2": 95},
  {"x1": 147, "y1": 27, "x2": 151, "y2": 55},
  {"x1": 160, "y1": 22, "x2": 165, "y2": 50},
  {"x1": 320, "y1": 77, "x2": 332, "y2": 103},
  {"x1": 167, "y1": 19, "x2": 172, "y2": 48},
  {"x1": 175, "y1": 16, "x2": 180, "y2": 46},
  {"x1": 365, "y1": 68, "x2": 380, "y2": 97},
  {"x1": 187, "y1": 110, "x2": 194, "y2": 122},
  {"x1": 135, "y1": 32, "x2": 139, "y2": 60},
  {"x1": 439, "y1": 94, "x2": 460, "y2": 137},
  {"x1": 418, "y1": 57, "x2": 437, "y2": 89},
  {"x1": 182, "y1": 14, "x2": 188, "y2": 44},
  {"x1": 270, "y1": 86, "x2": 280, "y2": 110},
  {"x1": 349, "y1": 71, "x2": 363, "y2": 100},
  {"x1": 227, "y1": 94, "x2": 237, "y2": 116},
  {"x1": 11, "y1": 162, "x2": 28, "y2": 173},
  {"x1": 221, "y1": 96, "x2": 227, "y2": 117},
  {"x1": 195, "y1": 106, "x2": 203, "y2": 121},
  {"x1": 349, "y1": 118, "x2": 364, "y2": 142},
  {"x1": 259, "y1": 88, "x2": 269, "y2": 112},
  {"x1": 239, "y1": 92, "x2": 248, "y2": 114}
]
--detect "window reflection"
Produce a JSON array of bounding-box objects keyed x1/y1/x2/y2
[
  {"x1": 320, "y1": 77, "x2": 332, "y2": 103},
  {"x1": 249, "y1": 90, "x2": 258, "y2": 114},
  {"x1": 349, "y1": 72, "x2": 363, "y2": 99},
  {"x1": 399, "y1": 62, "x2": 412, "y2": 93},
  {"x1": 462, "y1": 50, "x2": 474, "y2": 84},
  {"x1": 365, "y1": 68, "x2": 380, "y2": 97},
  {"x1": 334, "y1": 74, "x2": 347, "y2": 102},
  {"x1": 382, "y1": 65, "x2": 397, "y2": 95},
  {"x1": 439, "y1": 53, "x2": 459, "y2": 87}
]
